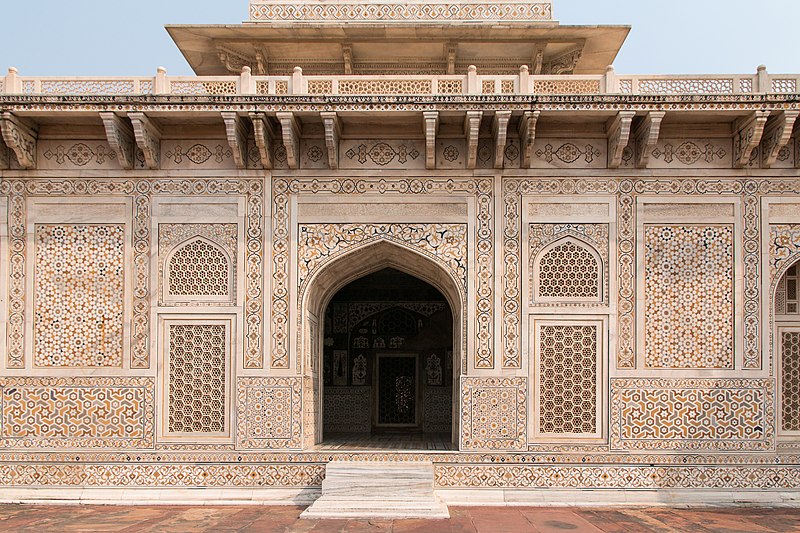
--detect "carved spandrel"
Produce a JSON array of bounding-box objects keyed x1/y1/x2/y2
[
  {"x1": 100, "y1": 112, "x2": 136, "y2": 170},
  {"x1": 464, "y1": 111, "x2": 483, "y2": 170},
  {"x1": 492, "y1": 111, "x2": 511, "y2": 169},
  {"x1": 128, "y1": 112, "x2": 162, "y2": 170},
  {"x1": 607, "y1": 111, "x2": 635, "y2": 169},
  {"x1": 423, "y1": 111, "x2": 439, "y2": 170},
  {"x1": 320, "y1": 111, "x2": 342, "y2": 170},
  {"x1": 761, "y1": 110, "x2": 799, "y2": 169},
  {"x1": 733, "y1": 110, "x2": 769, "y2": 168},
  {"x1": 250, "y1": 112, "x2": 276, "y2": 170},
  {"x1": 0, "y1": 112, "x2": 37, "y2": 169},
  {"x1": 222, "y1": 112, "x2": 250, "y2": 170},
  {"x1": 633, "y1": 111, "x2": 665, "y2": 169},
  {"x1": 276, "y1": 111, "x2": 301, "y2": 169}
]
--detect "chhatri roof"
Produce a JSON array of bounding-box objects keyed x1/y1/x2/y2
[{"x1": 167, "y1": 0, "x2": 629, "y2": 76}]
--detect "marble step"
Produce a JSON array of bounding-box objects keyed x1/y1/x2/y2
[{"x1": 300, "y1": 461, "x2": 449, "y2": 520}]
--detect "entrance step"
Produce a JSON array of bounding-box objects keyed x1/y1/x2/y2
[{"x1": 300, "y1": 461, "x2": 449, "y2": 519}]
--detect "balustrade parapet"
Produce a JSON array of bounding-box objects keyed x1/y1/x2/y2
[{"x1": 2, "y1": 66, "x2": 798, "y2": 97}]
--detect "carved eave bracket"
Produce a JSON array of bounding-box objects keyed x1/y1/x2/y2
[
  {"x1": 0, "y1": 112, "x2": 38, "y2": 169},
  {"x1": 423, "y1": 111, "x2": 439, "y2": 170},
  {"x1": 734, "y1": 110, "x2": 770, "y2": 168},
  {"x1": 321, "y1": 112, "x2": 342, "y2": 169},
  {"x1": 492, "y1": 111, "x2": 512, "y2": 169},
  {"x1": 100, "y1": 112, "x2": 136, "y2": 170},
  {"x1": 250, "y1": 112, "x2": 277, "y2": 170},
  {"x1": 464, "y1": 111, "x2": 483, "y2": 170},
  {"x1": 222, "y1": 112, "x2": 250, "y2": 170},
  {"x1": 761, "y1": 110, "x2": 799, "y2": 168},
  {"x1": 607, "y1": 111, "x2": 635, "y2": 169},
  {"x1": 518, "y1": 111, "x2": 540, "y2": 169},
  {"x1": 276, "y1": 112, "x2": 301, "y2": 170},
  {"x1": 128, "y1": 113, "x2": 162, "y2": 170},
  {"x1": 633, "y1": 111, "x2": 666, "y2": 169}
]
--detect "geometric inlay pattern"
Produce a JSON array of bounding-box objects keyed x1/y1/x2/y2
[
  {"x1": 537, "y1": 240, "x2": 600, "y2": 300},
  {"x1": 782, "y1": 331, "x2": 800, "y2": 432},
  {"x1": 0, "y1": 377, "x2": 154, "y2": 449},
  {"x1": 168, "y1": 240, "x2": 229, "y2": 296},
  {"x1": 34, "y1": 224, "x2": 125, "y2": 367},
  {"x1": 611, "y1": 379, "x2": 773, "y2": 451},
  {"x1": 461, "y1": 377, "x2": 527, "y2": 450},
  {"x1": 237, "y1": 377, "x2": 303, "y2": 449},
  {"x1": 159, "y1": 223, "x2": 237, "y2": 306},
  {"x1": 168, "y1": 324, "x2": 227, "y2": 434},
  {"x1": 644, "y1": 225, "x2": 734, "y2": 369},
  {"x1": 538, "y1": 324, "x2": 597, "y2": 434}
]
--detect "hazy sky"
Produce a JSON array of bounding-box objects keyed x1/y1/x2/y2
[{"x1": 1, "y1": 0, "x2": 797, "y2": 76}]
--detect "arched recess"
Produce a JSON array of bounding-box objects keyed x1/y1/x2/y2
[
  {"x1": 301, "y1": 239, "x2": 465, "y2": 448},
  {"x1": 775, "y1": 256, "x2": 800, "y2": 437},
  {"x1": 163, "y1": 236, "x2": 234, "y2": 305},
  {"x1": 533, "y1": 236, "x2": 603, "y2": 303}
]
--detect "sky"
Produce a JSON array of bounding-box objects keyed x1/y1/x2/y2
[{"x1": 1, "y1": 0, "x2": 798, "y2": 77}]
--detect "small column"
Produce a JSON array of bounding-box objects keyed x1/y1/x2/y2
[
  {"x1": 155, "y1": 66, "x2": 169, "y2": 95},
  {"x1": 292, "y1": 66, "x2": 305, "y2": 95},
  {"x1": 239, "y1": 66, "x2": 255, "y2": 95},
  {"x1": 467, "y1": 65, "x2": 479, "y2": 95},
  {"x1": 518, "y1": 65, "x2": 530, "y2": 95},
  {"x1": 5, "y1": 67, "x2": 21, "y2": 94},
  {"x1": 604, "y1": 65, "x2": 618, "y2": 94},
  {"x1": 757, "y1": 65, "x2": 769, "y2": 94}
]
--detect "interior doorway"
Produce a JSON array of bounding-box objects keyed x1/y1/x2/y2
[{"x1": 320, "y1": 268, "x2": 455, "y2": 449}]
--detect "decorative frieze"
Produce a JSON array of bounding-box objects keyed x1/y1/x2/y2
[
  {"x1": 611, "y1": 379, "x2": 773, "y2": 451},
  {"x1": 0, "y1": 377, "x2": 154, "y2": 449}
]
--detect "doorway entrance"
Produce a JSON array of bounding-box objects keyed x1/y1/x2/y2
[{"x1": 320, "y1": 268, "x2": 455, "y2": 449}]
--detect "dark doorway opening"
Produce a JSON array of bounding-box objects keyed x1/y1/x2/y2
[{"x1": 320, "y1": 268, "x2": 454, "y2": 450}]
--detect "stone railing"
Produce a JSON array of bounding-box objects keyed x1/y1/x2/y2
[{"x1": 2, "y1": 66, "x2": 798, "y2": 97}]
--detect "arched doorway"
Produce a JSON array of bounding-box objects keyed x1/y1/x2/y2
[
  {"x1": 301, "y1": 241, "x2": 463, "y2": 450},
  {"x1": 777, "y1": 260, "x2": 800, "y2": 435}
]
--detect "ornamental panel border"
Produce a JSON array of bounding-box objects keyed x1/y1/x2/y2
[
  {"x1": 0, "y1": 178, "x2": 265, "y2": 370},
  {"x1": 461, "y1": 377, "x2": 527, "y2": 451},
  {"x1": 271, "y1": 178, "x2": 493, "y2": 370},
  {"x1": 502, "y1": 178, "x2": 762, "y2": 371},
  {"x1": 236, "y1": 377, "x2": 303, "y2": 450}
]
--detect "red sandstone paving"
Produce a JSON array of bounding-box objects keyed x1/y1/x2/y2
[{"x1": 2, "y1": 505, "x2": 800, "y2": 532}]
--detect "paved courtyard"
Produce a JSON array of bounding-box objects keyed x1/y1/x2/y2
[{"x1": 0, "y1": 505, "x2": 799, "y2": 532}]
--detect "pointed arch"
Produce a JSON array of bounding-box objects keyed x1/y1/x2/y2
[
  {"x1": 163, "y1": 236, "x2": 234, "y2": 305},
  {"x1": 533, "y1": 236, "x2": 603, "y2": 303},
  {"x1": 300, "y1": 239, "x2": 465, "y2": 448}
]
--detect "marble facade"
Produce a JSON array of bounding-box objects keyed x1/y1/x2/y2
[{"x1": 1, "y1": 0, "x2": 800, "y2": 505}]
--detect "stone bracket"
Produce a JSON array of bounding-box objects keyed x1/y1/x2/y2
[
  {"x1": 276, "y1": 112, "x2": 301, "y2": 169},
  {"x1": 464, "y1": 111, "x2": 483, "y2": 170},
  {"x1": 518, "y1": 111, "x2": 540, "y2": 169},
  {"x1": 100, "y1": 112, "x2": 136, "y2": 170},
  {"x1": 607, "y1": 111, "x2": 635, "y2": 169},
  {"x1": 128, "y1": 112, "x2": 162, "y2": 170},
  {"x1": 633, "y1": 111, "x2": 665, "y2": 169},
  {"x1": 250, "y1": 112, "x2": 277, "y2": 170},
  {"x1": 761, "y1": 110, "x2": 799, "y2": 168},
  {"x1": 222, "y1": 112, "x2": 250, "y2": 170},
  {"x1": 423, "y1": 111, "x2": 439, "y2": 170},
  {"x1": 492, "y1": 111, "x2": 512, "y2": 169},
  {"x1": 0, "y1": 112, "x2": 38, "y2": 169},
  {"x1": 733, "y1": 110, "x2": 770, "y2": 168},
  {"x1": 321, "y1": 112, "x2": 342, "y2": 170}
]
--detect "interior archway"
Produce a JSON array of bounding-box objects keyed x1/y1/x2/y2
[
  {"x1": 777, "y1": 259, "x2": 800, "y2": 435},
  {"x1": 301, "y1": 240, "x2": 463, "y2": 450}
]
